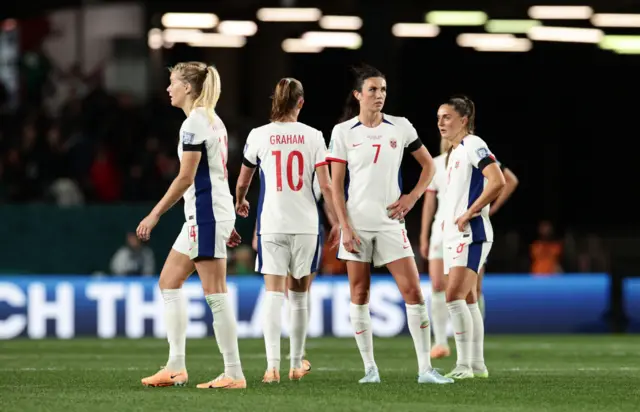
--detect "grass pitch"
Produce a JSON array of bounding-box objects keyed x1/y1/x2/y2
[{"x1": 1, "y1": 335, "x2": 638, "y2": 411}]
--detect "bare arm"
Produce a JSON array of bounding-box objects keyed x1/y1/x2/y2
[
  {"x1": 420, "y1": 190, "x2": 437, "y2": 241},
  {"x1": 236, "y1": 164, "x2": 256, "y2": 205},
  {"x1": 316, "y1": 165, "x2": 338, "y2": 226},
  {"x1": 330, "y1": 161, "x2": 351, "y2": 229},
  {"x1": 409, "y1": 146, "x2": 435, "y2": 203},
  {"x1": 467, "y1": 163, "x2": 505, "y2": 216},
  {"x1": 490, "y1": 167, "x2": 518, "y2": 216},
  {"x1": 149, "y1": 151, "x2": 200, "y2": 218}
]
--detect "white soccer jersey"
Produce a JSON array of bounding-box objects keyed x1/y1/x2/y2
[
  {"x1": 327, "y1": 114, "x2": 423, "y2": 231},
  {"x1": 178, "y1": 108, "x2": 235, "y2": 224},
  {"x1": 426, "y1": 153, "x2": 448, "y2": 235},
  {"x1": 441, "y1": 134, "x2": 496, "y2": 245},
  {"x1": 243, "y1": 121, "x2": 328, "y2": 235}
]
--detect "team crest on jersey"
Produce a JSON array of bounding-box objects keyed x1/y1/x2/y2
[
  {"x1": 389, "y1": 138, "x2": 397, "y2": 149},
  {"x1": 182, "y1": 131, "x2": 195, "y2": 144},
  {"x1": 476, "y1": 147, "x2": 490, "y2": 159}
]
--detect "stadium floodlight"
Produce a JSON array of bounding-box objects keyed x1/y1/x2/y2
[
  {"x1": 474, "y1": 39, "x2": 532, "y2": 52},
  {"x1": 391, "y1": 23, "x2": 440, "y2": 38},
  {"x1": 147, "y1": 28, "x2": 163, "y2": 49},
  {"x1": 319, "y1": 15, "x2": 363, "y2": 30},
  {"x1": 161, "y1": 13, "x2": 218, "y2": 29},
  {"x1": 527, "y1": 26, "x2": 603, "y2": 43},
  {"x1": 282, "y1": 38, "x2": 323, "y2": 53},
  {"x1": 217, "y1": 21, "x2": 258, "y2": 37},
  {"x1": 187, "y1": 33, "x2": 246, "y2": 48},
  {"x1": 591, "y1": 14, "x2": 640, "y2": 28},
  {"x1": 485, "y1": 19, "x2": 541, "y2": 33},
  {"x1": 301, "y1": 31, "x2": 362, "y2": 49},
  {"x1": 257, "y1": 8, "x2": 321, "y2": 22},
  {"x1": 426, "y1": 11, "x2": 487, "y2": 26},
  {"x1": 599, "y1": 35, "x2": 640, "y2": 53},
  {"x1": 528, "y1": 6, "x2": 593, "y2": 20},
  {"x1": 457, "y1": 33, "x2": 517, "y2": 48},
  {"x1": 162, "y1": 29, "x2": 204, "y2": 44}
]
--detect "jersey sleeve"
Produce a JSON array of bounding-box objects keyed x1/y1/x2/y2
[
  {"x1": 465, "y1": 136, "x2": 496, "y2": 170},
  {"x1": 314, "y1": 131, "x2": 329, "y2": 168},
  {"x1": 327, "y1": 125, "x2": 347, "y2": 163},
  {"x1": 402, "y1": 117, "x2": 423, "y2": 152},
  {"x1": 181, "y1": 116, "x2": 207, "y2": 151},
  {"x1": 242, "y1": 129, "x2": 259, "y2": 168},
  {"x1": 426, "y1": 177, "x2": 438, "y2": 193}
]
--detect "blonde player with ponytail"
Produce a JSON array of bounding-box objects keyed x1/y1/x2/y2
[{"x1": 137, "y1": 62, "x2": 247, "y2": 389}]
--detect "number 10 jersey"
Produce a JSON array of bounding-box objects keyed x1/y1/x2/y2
[{"x1": 243, "y1": 121, "x2": 328, "y2": 236}]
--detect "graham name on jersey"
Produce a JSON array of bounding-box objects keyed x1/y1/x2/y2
[{"x1": 270, "y1": 134, "x2": 305, "y2": 144}]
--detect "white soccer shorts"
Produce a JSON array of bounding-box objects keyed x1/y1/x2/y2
[
  {"x1": 427, "y1": 222, "x2": 444, "y2": 260},
  {"x1": 172, "y1": 220, "x2": 234, "y2": 260},
  {"x1": 337, "y1": 228, "x2": 414, "y2": 267},
  {"x1": 443, "y1": 241, "x2": 492, "y2": 276},
  {"x1": 255, "y1": 233, "x2": 322, "y2": 279}
]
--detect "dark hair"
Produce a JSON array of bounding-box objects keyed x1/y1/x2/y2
[
  {"x1": 339, "y1": 63, "x2": 386, "y2": 122},
  {"x1": 445, "y1": 94, "x2": 476, "y2": 134},
  {"x1": 443, "y1": 94, "x2": 476, "y2": 166},
  {"x1": 270, "y1": 77, "x2": 304, "y2": 121}
]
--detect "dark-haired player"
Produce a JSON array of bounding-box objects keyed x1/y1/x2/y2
[
  {"x1": 327, "y1": 64, "x2": 452, "y2": 385},
  {"x1": 437, "y1": 96, "x2": 505, "y2": 380}
]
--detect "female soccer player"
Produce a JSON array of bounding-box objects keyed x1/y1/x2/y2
[
  {"x1": 437, "y1": 95, "x2": 505, "y2": 380},
  {"x1": 419, "y1": 138, "x2": 452, "y2": 359},
  {"x1": 250, "y1": 176, "x2": 340, "y2": 363},
  {"x1": 420, "y1": 137, "x2": 518, "y2": 358},
  {"x1": 327, "y1": 64, "x2": 453, "y2": 385},
  {"x1": 137, "y1": 62, "x2": 246, "y2": 389},
  {"x1": 235, "y1": 77, "x2": 339, "y2": 383}
]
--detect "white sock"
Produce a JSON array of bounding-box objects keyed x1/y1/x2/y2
[
  {"x1": 263, "y1": 291, "x2": 284, "y2": 371},
  {"x1": 349, "y1": 303, "x2": 377, "y2": 370},
  {"x1": 289, "y1": 290, "x2": 308, "y2": 369},
  {"x1": 406, "y1": 303, "x2": 432, "y2": 374},
  {"x1": 478, "y1": 293, "x2": 486, "y2": 320},
  {"x1": 162, "y1": 289, "x2": 187, "y2": 371},
  {"x1": 302, "y1": 291, "x2": 311, "y2": 354},
  {"x1": 205, "y1": 293, "x2": 244, "y2": 380},
  {"x1": 468, "y1": 303, "x2": 485, "y2": 369},
  {"x1": 447, "y1": 300, "x2": 473, "y2": 368},
  {"x1": 430, "y1": 291, "x2": 449, "y2": 347}
]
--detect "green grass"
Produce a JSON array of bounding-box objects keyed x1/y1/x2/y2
[{"x1": 1, "y1": 335, "x2": 639, "y2": 411}]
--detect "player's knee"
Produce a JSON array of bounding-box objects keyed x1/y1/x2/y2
[
  {"x1": 350, "y1": 287, "x2": 369, "y2": 305},
  {"x1": 400, "y1": 284, "x2": 423, "y2": 305},
  {"x1": 431, "y1": 276, "x2": 446, "y2": 292},
  {"x1": 158, "y1": 272, "x2": 186, "y2": 290}
]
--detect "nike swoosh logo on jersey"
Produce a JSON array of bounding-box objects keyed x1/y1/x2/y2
[{"x1": 352, "y1": 143, "x2": 363, "y2": 147}]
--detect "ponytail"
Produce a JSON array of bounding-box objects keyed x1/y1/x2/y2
[
  {"x1": 270, "y1": 78, "x2": 304, "y2": 122},
  {"x1": 464, "y1": 96, "x2": 476, "y2": 134},
  {"x1": 192, "y1": 65, "x2": 221, "y2": 124},
  {"x1": 339, "y1": 92, "x2": 359, "y2": 123},
  {"x1": 440, "y1": 138, "x2": 451, "y2": 154}
]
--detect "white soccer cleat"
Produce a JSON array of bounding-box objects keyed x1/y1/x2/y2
[
  {"x1": 418, "y1": 369, "x2": 454, "y2": 384},
  {"x1": 472, "y1": 365, "x2": 489, "y2": 378},
  {"x1": 358, "y1": 366, "x2": 381, "y2": 383},
  {"x1": 445, "y1": 365, "x2": 474, "y2": 380}
]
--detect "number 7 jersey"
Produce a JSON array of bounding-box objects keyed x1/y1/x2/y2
[
  {"x1": 327, "y1": 114, "x2": 423, "y2": 231},
  {"x1": 243, "y1": 122, "x2": 328, "y2": 235}
]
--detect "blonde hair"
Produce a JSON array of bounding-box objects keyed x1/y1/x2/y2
[
  {"x1": 440, "y1": 138, "x2": 451, "y2": 154},
  {"x1": 170, "y1": 61, "x2": 221, "y2": 123},
  {"x1": 270, "y1": 77, "x2": 304, "y2": 121}
]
